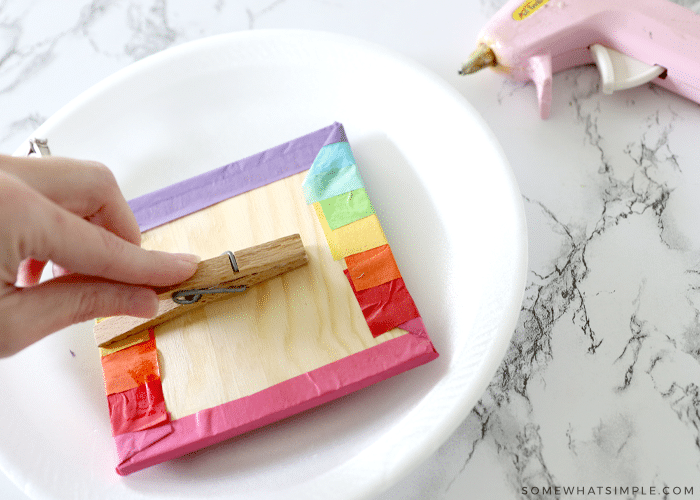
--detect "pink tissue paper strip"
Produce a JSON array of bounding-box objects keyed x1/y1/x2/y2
[
  {"x1": 114, "y1": 422, "x2": 174, "y2": 465},
  {"x1": 396, "y1": 316, "x2": 429, "y2": 339},
  {"x1": 115, "y1": 331, "x2": 438, "y2": 475}
]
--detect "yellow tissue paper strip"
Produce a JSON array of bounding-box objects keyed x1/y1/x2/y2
[
  {"x1": 313, "y1": 202, "x2": 388, "y2": 260},
  {"x1": 99, "y1": 330, "x2": 151, "y2": 357}
]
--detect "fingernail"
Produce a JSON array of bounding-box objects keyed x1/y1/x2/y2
[{"x1": 174, "y1": 253, "x2": 201, "y2": 264}]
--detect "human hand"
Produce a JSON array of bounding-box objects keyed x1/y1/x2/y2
[{"x1": 0, "y1": 154, "x2": 200, "y2": 357}]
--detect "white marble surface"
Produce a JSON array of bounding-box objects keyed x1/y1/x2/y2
[{"x1": 2, "y1": 0, "x2": 700, "y2": 499}]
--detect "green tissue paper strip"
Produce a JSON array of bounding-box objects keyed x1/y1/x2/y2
[{"x1": 319, "y1": 188, "x2": 376, "y2": 230}]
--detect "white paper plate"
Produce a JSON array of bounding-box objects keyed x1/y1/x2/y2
[{"x1": 2, "y1": 30, "x2": 527, "y2": 500}]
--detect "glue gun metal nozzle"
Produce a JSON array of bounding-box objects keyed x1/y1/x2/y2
[{"x1": 459, "y1": 44, "x2": 497, "y2": 75}]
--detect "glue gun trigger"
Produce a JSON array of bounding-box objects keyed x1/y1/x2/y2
[{"x1": 589, "y1": 44, "x2": 666, "y2": 95}]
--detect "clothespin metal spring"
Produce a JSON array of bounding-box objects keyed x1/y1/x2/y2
[{"x1": 171, "y1": 251, "x2": 246, "y2": 304}]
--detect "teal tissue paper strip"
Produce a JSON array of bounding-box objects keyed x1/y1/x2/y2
[
  {"x1": 302, "y1": 142, "x2": 364, "y2": 203},
  {"x1": 312, "y1": 141, "x2": 355, "y2": 173},
  {"x1": 303, "y1": 165, "x2": 364, "y2": 204}
]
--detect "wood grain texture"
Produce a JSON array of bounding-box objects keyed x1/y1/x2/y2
[
  {"x1": 94, "y1": 235, "x2": 308, "y2": 347},
  {"x1": 135, "y1": 171, "x2": 407, "y2": 420}
]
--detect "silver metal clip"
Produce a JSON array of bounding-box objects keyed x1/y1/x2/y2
[
  {"x1": 172, "y1": 286, "x2": 247, "y2": 304},
  {"x1": 27, "y1": 138, "x2": 51, "y2": 157},
  {"x1": 171, "y1": 250, "x2": 246, "y2": 304}
]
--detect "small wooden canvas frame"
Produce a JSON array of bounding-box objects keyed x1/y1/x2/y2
[{"x1": 99, "y1": 123, "x2": 438, "y2": 475}]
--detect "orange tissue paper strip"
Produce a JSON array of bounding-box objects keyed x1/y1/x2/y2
[
  {"x1": 344, "y1": 245, "x2": 401, "y2": 291},
  {"x1": 101, "y1": 330, "x2": 160, "y2": 396}
]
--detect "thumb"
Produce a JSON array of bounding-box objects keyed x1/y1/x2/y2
[{"x1": 0, "y1": 276, "x2": 159, "y2": 357}]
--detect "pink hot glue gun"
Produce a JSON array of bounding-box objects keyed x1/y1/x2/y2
[{"x1": 460, "y1": 0, "x2": 700, "y2": 118}]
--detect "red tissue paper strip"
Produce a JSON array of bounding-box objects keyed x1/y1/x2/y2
[
  {"x1": 344, "y1": 270, "x2": 420, "y2": 337},
  {"x1": 108, "y1": 379, "x2": 169, "y2": 436}
]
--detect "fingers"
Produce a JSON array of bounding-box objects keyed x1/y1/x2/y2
[
  {"x1": 51, "y1": 263, "x2": 71, "y2": 279},
  {"x1": 0, "y1": 156, "x2": 202, "y2": 356},
  {"x1": 0, "y1": 277, "x2": 160, "y2": 357},
  {"x1": 0, "y1": 154, "x2": 141, "y2": 246},
  {"x1": 1, "y1": 171, "x2": 199, "y2": 288}
]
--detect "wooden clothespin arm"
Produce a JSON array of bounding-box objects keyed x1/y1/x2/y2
[{"x1": 94, "y1": 234, "x2": 308, "y2": 347}]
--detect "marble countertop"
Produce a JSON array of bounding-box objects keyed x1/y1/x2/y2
[{"x1": 2, "y1": 0, "x2": 700, "y2": 498}]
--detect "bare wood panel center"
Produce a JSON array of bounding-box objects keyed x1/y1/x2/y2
[{"x1": 140, "y1": 172, "x2": 407, "y2": 420}]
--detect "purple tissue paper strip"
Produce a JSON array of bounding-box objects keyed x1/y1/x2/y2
[
  {"x1": 322, "y1": 122, "x2": 347, "y2": 147},
  {"x1": 129, "y1": 122, "x2": 347, "y2": 232}
]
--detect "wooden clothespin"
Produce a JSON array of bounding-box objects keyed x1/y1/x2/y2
[{"x1": 94, "y1": 234, "x2": 308, "y2": 347}]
